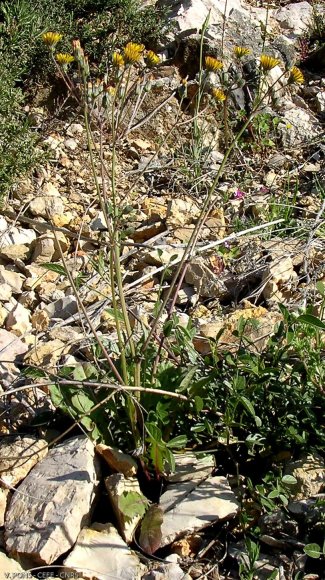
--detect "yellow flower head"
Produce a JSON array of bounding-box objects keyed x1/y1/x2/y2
[
  {"x1": 212, "y1": 88, "x2": 226, "y2": 102},
  {"x1": 205, "y1": 56, "x2": 223, "y2": 72},
  {"x1": 112, "y1": 52, "x2": 125, "y2": 68},
  {"x1": 288, "y1": 66, "x2": 304, "y2": 85},
  {"x1": 234, "y1": 46, "x2": 251, "y2": 59},
  {"x1": 55, "y1": 53, "x2": 74, "y2": 65},
  {"x1": 145, "y1": 50, "x2": 160, "y2": 68},
  {"x1": 260, "y1": 54, "x2": 281, "y2": 71},
  {"x1": 123, "y1": 42, "x2": 145, "y2": 64},
  {"x1": 42, "y1": 32, "x2": 62, "y2": 47}
]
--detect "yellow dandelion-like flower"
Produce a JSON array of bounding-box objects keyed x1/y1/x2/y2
[
  {"x1": 288, "y1": 66, "x2": 304, "y2": 85},
  {"x1": 205, "y1": 56, "x2": 223, "y2": 72},
  {"x1": 260, "y1": 54, "x2": 281, "y2": 71},
  {"x1": 145, "y1": 50, "x2": 160, "y2": 68},
  {"x1": 123, "y1": 42, "x2": 145, "y2": 64},
  {"x1": 212, "y1": 88, "x2": 226, "y2": 102},
  {"x1": 234, "y1": 46, "x2": 251, "y2": 59},
  {"x1": 55, "y1": 53, "x2": 74, "y2": 65},
  {"x1": 112, "y1": 52, "x2": 125, "y2": 68},
  {"x1": 42, "y1": 32, "x2": 62, "y2": 47}
]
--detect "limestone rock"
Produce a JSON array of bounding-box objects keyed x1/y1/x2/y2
[
  {"x1": 280, "y1": 100, "x2": 322, "y2": 147},
  {"x1": 166, "y1": 452, "x2": 214, "y2": 483},
  {"x1": 6, "y1": 302, "x2": 32, "y2": 336},
  {"x1": 0, "y1": 283, "x2": 12, "y2": 302},
  {"x1": 185, "y1": 257, "x2": 229, "y2": 299},
  {"x1": 96, "y1": 444, "x2": 137, "y2": 477},
  {"x1": 0, "y1": 436, "x2": 47, "y2": 489},
  {"x1": 0, "y1": 226, "x2": 36, "y2": 249},
  {"x1": 143, "y1": 561, "x2": 191, "y2": 580},
  {"x1": 284, "y1": 454, "x2": 325, "y2": 500},
  {"x1": 63, "y1": 523, "x2": 145, "y2": 580},
  {"x1": 275, "y1": 2, "x2": 313, "y2": 36},
  {"x1": 24, "y1": 339, "x2": 65, "y2": 370},
  {"x1": 0, "y1": 551, "x2": 25, "y2": 578},
  {"x1": 0, "y1": 267, "x2": 24, "y2": 294},
  {"x1": 0, "y1": 329, "x2": 28, "y2": 363},
  {"x1": 262, "y1": 256, "x2": 297, "y2": 302},
  {"x1": 159, "y1": 475, "x2": 239, "y2": 547},
  {"x1": 105, "y1": 474, "x2": 145, "y2": 543},
  {"x1": 0, "y1": 489, "x2": 10, "y2": 527},
  {"x1": 0, "y1": 244, "x2": 30, "y2": 262},
  {"x1": 23, "y1": 264, "x2": 59, "y2": 291},
  {"x1": 29, "y1": 195, "x2": 65, "y2": 219},
  {"x1": 166, "y1": 198, "x2": 200, "y2": 227},
  {"x1": 5, "y1": 436, "x2": 100, "y2": 567},
  {"x1": 44, "y1": 296, "x2": 78, "y2": 320}
]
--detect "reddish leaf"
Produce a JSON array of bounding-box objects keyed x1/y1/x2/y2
[{"x1": 139, "y1": 505, "x2": 163, "y2": 554}]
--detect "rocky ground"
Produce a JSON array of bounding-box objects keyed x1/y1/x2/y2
[{"x1": 0, "y1": 0, "x2": 324, "y2": 578}]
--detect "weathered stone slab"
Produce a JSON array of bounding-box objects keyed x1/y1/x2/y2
[
  {"x1": 159, "y1": 476, "x2": 239, "y2": 547},
  {"x1": 5, "y1": 436, "x2": 100, "y2": 567},
  {"x1": 63, "y1": 523, "x2": 145, "y2": 580}
]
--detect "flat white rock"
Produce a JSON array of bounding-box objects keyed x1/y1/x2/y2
[
  {"x1": 5, "y1": 436, "x2": 100, "y2": 567},
  {"x1": 63, "y1": 523, "x2": 145, "y2": 580},
  {"x1": 159, "y1": 475, "x2": 239, "y2": 547}
]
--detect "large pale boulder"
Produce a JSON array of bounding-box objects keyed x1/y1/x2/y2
[{"x1": 5, "y1": 436, "x2": 100, "y2": 567}]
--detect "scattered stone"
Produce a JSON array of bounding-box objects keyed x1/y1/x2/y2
[
  {"x1": 24, "y1": 339, "x2": 65, "y2": 369},
  {"x1": 44, "y1": 295, "x2": 78, "y2": 320},
  {"x1": 29, "y1": 195, "x2": 65, "y2": 219},
  {"x1": 96, "y1": 443, "x2": 137, "y2": 477},
  {"x1": 0, "y1": 244, "x2": 30, "y2": 262},
  {"x1": 159, "y1": 475, "x2": 239, "y2": 547},
  {"x1": 105, "y1": 473, "x2": 145, "y2": 543},
  {"x1": 63, "y1": 523, "x2": 145, "y2": 580},
  {"x1": 5, "y1": 436, "x2": 101, "y2": 567},
  {"x1": 0, "y1": 226, "x2": 36, "y2": 249},
  {"x1": 275, "y1": 1, "x2": 313, "y2": 37},
  {"x1": 166, "y1": 198, "x2": 200, "y2": 227},
  {"x1": 185, "y1": 258, "x2": 229, "y2": 299},
  {"x1": 263, "y1": 256, "x2": 297, "y2": 302},
  {"x1": 0, "y1": 284, "x2": 12, "y2": 302},
  {"x1": 284, "y1": 454, "x2": 325, "y2": 500},
  {"x1": 5, "y1": 302, "x2": 32, "y2": 336},
  {"x1": 0, "y1": 267, "x2": 24, "y2": 294},
  {"x1": 143, "y1": 561, "x2": 191, "y2": 580},
  {"x1": 0, "y1": 436, "x2": 47, "y2": 488},
  {"x1": 0, "y1": 329, "x2": 28, "y2": 362}
]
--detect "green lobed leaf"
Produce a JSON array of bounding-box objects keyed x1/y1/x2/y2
[
  {"x1": 118, "y1": 491, "x2": 149, "y2": 521},
  {"x1": 139, "y1": 505, "x2": 163, "y2": 554}
]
